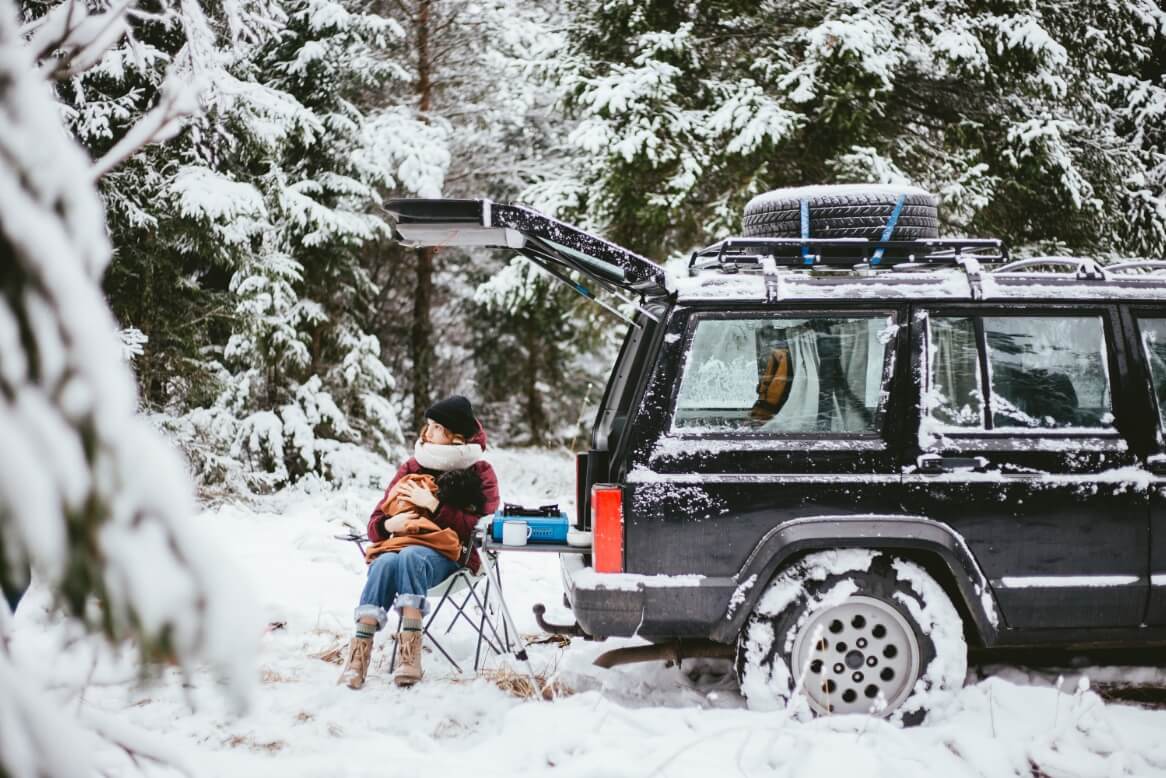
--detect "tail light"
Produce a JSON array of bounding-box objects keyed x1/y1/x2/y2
[{"x1": 591, "y1": 484, "x2": 623, "y2": 573}]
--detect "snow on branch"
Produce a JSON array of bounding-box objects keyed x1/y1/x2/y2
[
  {"x1": 24, "y1": 0, "x2": 133, "y2": 78},
  {"x1": 91, "y1": 78, "x2": 199, "y2": 179},
  {"x1": 0, "y1": 0, "x2": 257, "y2": 774}
]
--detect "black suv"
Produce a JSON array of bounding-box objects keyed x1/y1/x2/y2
[{"x1": 388, "y1": 186, "x2": 1166, "y2": 722}]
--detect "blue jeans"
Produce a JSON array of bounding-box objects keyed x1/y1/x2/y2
[{"x1": 355, "y1": 545, "x2": 459, "y2": 630}]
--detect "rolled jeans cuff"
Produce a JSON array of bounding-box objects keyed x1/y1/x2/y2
[
  {"x1": 354, "y1": 604, "x2": 388, "y2": 630},
  {"x1": 392, "y1": 593, "x2": 429, "y2": 616}
]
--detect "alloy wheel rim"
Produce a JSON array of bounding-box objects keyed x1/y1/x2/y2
[{"x1": 789, "y1": 595, "x2": 921, "y2": 716}]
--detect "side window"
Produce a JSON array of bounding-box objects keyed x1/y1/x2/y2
[
  {"x1": 985, "y1": 317, "x2": 1112, "y2": 429},
  {"x1": 927, "y1": 317, "x2": 983, "y2": 427},
  {"x1": 925, "y1": 314, "x2": 1114, "y2": 431},
  {"x1": 1138, "y1": 318, "x2": 1166, "y2": 428},
  {"x1": 672, "y1": 315, "x2": 896, "y2": 433}
]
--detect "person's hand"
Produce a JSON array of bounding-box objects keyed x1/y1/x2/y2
[
  {"x1": 399, "y1": 482, "x2": 439, "y2": 513},
  {"x1": 384, "y1": 511, "x2": 417, "y2": 534}
]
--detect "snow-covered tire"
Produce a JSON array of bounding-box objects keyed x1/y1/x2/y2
[
  {"x1": 742, "y1": 185, "x2": 939, "y2": 241},
  {"x1": 735, "y1": 549, "x2": 967, "y2": 725}
]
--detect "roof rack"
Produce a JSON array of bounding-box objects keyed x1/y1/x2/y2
[
  {"x1": 994, "y1": 257, "x2": 1107, "y2": 280},
  {"x1": 687, "y1": 237, "x2": 1007, "y2": 275},
  {"x1": 1105, "y1": 260, "x2": 1166, "y2": 274}
]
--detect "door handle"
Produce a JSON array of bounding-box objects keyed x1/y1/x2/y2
[{"x1": 916, "y1": 454, "x2": 989, "y2": 474}]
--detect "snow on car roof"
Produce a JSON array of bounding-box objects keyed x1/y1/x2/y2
[{"x1": 673, "y1": 267, "x2": 1166, "y2": 303}]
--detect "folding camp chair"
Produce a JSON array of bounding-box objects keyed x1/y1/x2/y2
[{"x1": 333, "y1": 527, "x2": 516, "y2": 674}]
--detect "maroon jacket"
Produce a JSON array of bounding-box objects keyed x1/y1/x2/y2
[{"x1": 367, "y1": 423, "x2": 499, "y2": 573}]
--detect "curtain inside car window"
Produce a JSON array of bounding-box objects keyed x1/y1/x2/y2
[
  {"x1": 1139, "y1": 318, "x2": 1166, "y2": 428},
  {"x1": 926, "y1": 317, "x2": 984, "y2": 428}
]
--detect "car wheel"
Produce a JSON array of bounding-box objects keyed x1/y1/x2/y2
[
  {"x1": 742, "y1": 185, "x2": 939, "y2": 241},
  {"x1": 735, "y1": 549, "x2": 967, "y2": 724}
]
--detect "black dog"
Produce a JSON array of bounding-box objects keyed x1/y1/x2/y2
[{"x1": 436, "y1": 468, "x2": 485, "y2": 514}]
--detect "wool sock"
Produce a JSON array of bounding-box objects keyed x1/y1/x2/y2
[
  {"x1": 355, "y1": 622, "x2": 376, "y2": 641},
  {"x1": 402, "y1": 616, "x2": 423, "y2": 633}
]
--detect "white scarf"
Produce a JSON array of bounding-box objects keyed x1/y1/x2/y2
[{"x1": 413, "y1": 440, "x2": 483, "y2": 472}]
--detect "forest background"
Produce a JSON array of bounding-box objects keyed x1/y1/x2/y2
[
  {"x1": 17, "y1": 0, "x2": 1166, "y2": 497},
  {"x1": 1, "y1": 2, "x2": 1164, "y2": 774}
]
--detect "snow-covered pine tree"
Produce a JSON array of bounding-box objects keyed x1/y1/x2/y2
[
  {"x1": 178, "y1": 0, "x2": 420, "y2": 492},
  {"x1": 51, "y1": 0, "x2": 431, "y2": 492},
  {"x1": 471, "y1": 257, "x2": 607, "y2": 446},
  {"x1": 363, "y1": 0, "x2": 614, "y2": 445},
  {"x1": 367, "y1": 0, "x2": 586, "y2": 432},
  {"x1": 554, "y1": 0, "x2": 1166, "y2": 259},
  {"x1": 0, "y1": 1, "x2": 254, "y2": 772}
]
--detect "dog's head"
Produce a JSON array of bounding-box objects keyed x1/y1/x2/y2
[{"x1": 436, "y1": 468, "x2": 484, "y2": 513}]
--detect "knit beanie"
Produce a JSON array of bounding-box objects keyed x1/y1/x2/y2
[{"x1": 425, "y1": 395, "x2": 477, "y2": 439}]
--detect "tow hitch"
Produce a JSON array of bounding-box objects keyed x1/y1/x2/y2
[{"x1": 532, "y1": 603, "x2": 590, "y2": 638}]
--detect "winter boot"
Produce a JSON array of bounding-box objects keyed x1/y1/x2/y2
[
  {"x1": 393, "y1": 629, "x2": 423, "y2": 687},
  {"x1": 338, "y1": 635, "x2": 373, "y2": 690}
]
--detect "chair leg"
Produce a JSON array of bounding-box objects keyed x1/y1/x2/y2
[
  {"x1": 424, "y1": 575, "x2": 460, "y2": 632},
  {"x1": 423, "y1": 571, "x2": 489, "y2": 647},
  {"x1": 444, "y1": 584, "x2": 478, "y2": 635},
  {"x1": 468, "y1": 577, "x2": 515, "y2": 671},
  {"x1": 422, "y1": 630, "x2": 463, "y2": 674},
  {"x1": 444, "y1": 579, "x2": 501, "y2": 650},
  {"x1": 463, "y1": 577, "x2": 504, "y2": 658}
]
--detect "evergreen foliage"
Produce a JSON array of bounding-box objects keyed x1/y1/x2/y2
[
  {"x1": 356, "y1": 0, "x2": 609, "y2": 444},
  {"x1": 21, "y1": 0, "x2": 1166, "y2": 486},
  {"x1": 471, "y1": 258, "x2": 607, "y2": 446},
  {"x1": 56, "y1": 0, "x2": 437, "y2": 491},
  {"x1": 0, "y1": 1, "x2": 254, "y2": 772},
  {"x1": 554, "y1": 0, "x2": 1166, "y2": 259}
]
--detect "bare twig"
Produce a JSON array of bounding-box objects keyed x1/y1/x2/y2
[{"x1": 92, "y1": 86, "x2": 194, "y2": 180}]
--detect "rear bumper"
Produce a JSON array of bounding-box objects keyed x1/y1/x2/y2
[{"x1": 560, "y1": 554, "x2": 738, "y2": 642}]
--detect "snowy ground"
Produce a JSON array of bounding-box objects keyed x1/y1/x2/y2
[{"x1": 10, "y1": 448, "x2": 1166, "y2": 777}]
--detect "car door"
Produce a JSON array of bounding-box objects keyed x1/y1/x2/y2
[
  {"x1": 619, "y1": 305, "x2": 909, "y2": 577},
  {"x1": 904, "y1": 304, "x2": 1149, "y2": 630},
  {"x1": 1124, "y1": 306, "x2": 1166, "y2": 625},
  {"x1": 386, "y1": 198, "x2": 672, "y2": 315}
]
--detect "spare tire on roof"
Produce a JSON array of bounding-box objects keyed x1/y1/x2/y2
[{"x1": 742, "y1": 184, "x2": 939, "y2": 241}]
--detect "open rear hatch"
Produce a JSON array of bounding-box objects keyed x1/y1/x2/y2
[{"x1": 386, "y1": 199, "x2": 673, "y2": 323}]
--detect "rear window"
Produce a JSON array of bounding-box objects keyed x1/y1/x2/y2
[
  {"x1": 927, "y1": 314, "x2": 1113, "y2": 431},
  {"x1": 672, "y1": 315, "x2": 896, "y2": 433}
]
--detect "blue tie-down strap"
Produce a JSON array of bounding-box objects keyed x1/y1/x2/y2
[
  {"x1": 800, "y1": 199, "x2": 812, "y2": 265},
  {"x1": 871, "y1": 192, "x2": 907, "y2": 266}
]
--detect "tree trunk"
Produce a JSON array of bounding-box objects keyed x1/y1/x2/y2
[
  {"x1": 411, "y1": 245, "x2": 434, "y2": 431},
  {"x1": 410, "y1": 0, "x2": 435, "y2": 431},
  {"x1": 523, "y1": 324, "x2": 546, "y2": 445}
]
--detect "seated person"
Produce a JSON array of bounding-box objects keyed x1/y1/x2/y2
[{"x1": 339, "y1": 395, "x2": 499, "y2": 690}]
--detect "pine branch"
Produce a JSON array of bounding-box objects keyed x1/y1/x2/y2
[{"x1": 91, "y1": 85, "x2": 194, "y2": 180}]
